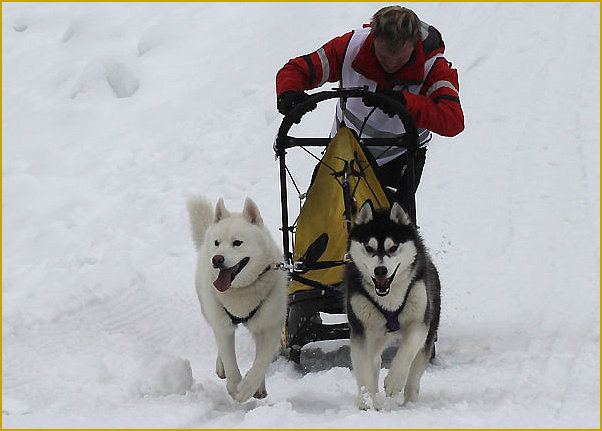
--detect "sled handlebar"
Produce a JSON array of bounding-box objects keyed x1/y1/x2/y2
[
  {"x1": 275, "y1": 87, "x2": 419, "y2": 153},
  {"x1": 275, "y1": 87, "x2": 421, "y2": 267}
]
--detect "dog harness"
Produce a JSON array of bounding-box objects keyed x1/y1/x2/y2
[
  {"x1": 222, "y1": 264, "x2": 275, "y2": 326},
  {"x1": 361, "y1": 268, "x2": 420, "y2": 332},
  {"x1": 224, "y1": 303, "x2": 262, "y2": 326}
]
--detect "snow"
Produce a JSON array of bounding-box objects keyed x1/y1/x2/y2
[{"x1": 2, "y1": 2, "x2": 599, "y2": 428}]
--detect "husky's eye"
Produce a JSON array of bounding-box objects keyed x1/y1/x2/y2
[
  {"x1": 389, "y1": 245, "x2": 398, "y2": 253},
  {"x1": 214, "y1": 240, "x2": 220, "y2": 247},
  {"x1": 364, "y1": 244, "x2": 375, "y2": 254},
  {"x1": 233, "y1": 240, "x2": 243, "y2": 247}
]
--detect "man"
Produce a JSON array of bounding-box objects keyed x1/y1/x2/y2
[{"x1": 276, "y1": 5, "x2": 464, "y2": 213}]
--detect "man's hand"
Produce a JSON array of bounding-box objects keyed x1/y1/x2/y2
[
  {"x1": 277, "y1": 91, "x2": 315, "y2": 118},
  {"x1": 363, "y1": 88, "x2": 407, "y2": 118}
]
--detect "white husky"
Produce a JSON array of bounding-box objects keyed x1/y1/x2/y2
[{"x1": 187, "y1": 196, "x2": 287, "y2": 402}]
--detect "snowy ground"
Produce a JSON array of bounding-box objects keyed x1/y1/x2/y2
[{"x1": 2, "y1": 2, "x2": 600, "y2": 428}]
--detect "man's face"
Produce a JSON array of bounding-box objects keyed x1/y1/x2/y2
[{"x1": 373, "y1": 37, "x2": 415, "y2": 74}]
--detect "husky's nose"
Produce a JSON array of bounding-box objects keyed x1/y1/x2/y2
[
  {"x1": 212, "y1": 255, "x2": 224, "y2": 268},
  {"x1": 374, "y1": 266, "x2": 388, "y2": 278}
]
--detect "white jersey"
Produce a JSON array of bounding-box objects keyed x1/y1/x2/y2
[{"x1": 331, "y1": 26, "x2": 442, "y2": 165}]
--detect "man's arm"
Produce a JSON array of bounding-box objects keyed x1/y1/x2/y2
[
  {"x1": 404, "y1": 58, "x2": 464, "y2": 137},
  {"x1": 276, "y1": 32, "x2": 353, "y2": 96}
]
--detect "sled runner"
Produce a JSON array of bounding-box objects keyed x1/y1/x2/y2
[{"x1": 274, "y1": 87, "x2": 420, "y2": 365}]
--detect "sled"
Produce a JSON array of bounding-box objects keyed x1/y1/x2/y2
[{"x1": 274, "y1": 87, "x2": 420, "y2": 366}]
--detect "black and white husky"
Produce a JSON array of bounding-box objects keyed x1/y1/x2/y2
[{"x1": 345, "y1": 200, "x2": 440, "y2": 410}]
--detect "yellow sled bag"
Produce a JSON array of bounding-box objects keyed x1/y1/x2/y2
[{"x1": 288, "y1": 127, "x2": 389, "y2": 294}]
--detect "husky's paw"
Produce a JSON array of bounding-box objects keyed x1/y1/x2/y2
[
  {"x1": 373, "y1": 398, "x2": 383, "y2": 411},
  {"x1": 357, "y1": 396, "x2": 370, "y2": 410},
  {"x1": 253, "y1": 387, "x2": 268, "y2": 399},
  {"x1": 357, "y1": 388, "x2": 370, "y2": 410},
  {"x1": 403, "y1": 390, "x2": 419, "y2": 405},
  {"x1": 234, "y1": 375, "x2": 265, "y2": 402},
  {"x1": 357, "y1": 387, "x2": 381, "y2": 411},
  {"x1": 225, "y1": 375, "x2": 242, "y2": 399},
  {"x1": 216, "y1": 357, "x2": 226, "y2": 379},
  {"x1": 357, "y1": 397, "x2": 382, "y2": 411},
  {"x1": 403, "y1": 385, "x2": 419, "y2": 405},
  {"x1": 384, "y1": 373, "x2": 404, "y2": 398}
]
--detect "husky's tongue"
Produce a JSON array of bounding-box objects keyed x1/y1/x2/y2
[
  {"x1": 375, "y1": 277, "x2": 388, "y2": 287},
  {"x1": 374, "y1": 277, "x2": 390, "y2": 296},
  {"x1": 373, "y1": 264, "x2": 401, "y2": 296},
  {"x1": 214, "y1": 268, "x2": 235, "y2": 292},
  {"x1": 212, "y1": 257, "x2": 250, "y2": 292}
]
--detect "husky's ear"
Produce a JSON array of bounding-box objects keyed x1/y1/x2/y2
[
  {"x1": 242, "y1": 197, "x2": 264, "y2": 226},
  {"x1": 355, "y1": 200, "x2": 374, "y2": 225},
  {"x1": 214, "y1": 198, "x2": 230, "y2": 222},
  {"x1": 390, "y1": 202, "x2": 411, "y2": 226}
]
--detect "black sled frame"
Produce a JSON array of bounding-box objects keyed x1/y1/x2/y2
[{"x1": 274, "y1": 87, "x2": 420, "y2": 364}]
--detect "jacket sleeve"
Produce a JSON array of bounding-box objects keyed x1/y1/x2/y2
[
  {"x1": 404, "y1": 58, "x2": 464, "y2": 137},
  {"x1": 276, "y1": 32, "x2": 353, "y2": 96}
]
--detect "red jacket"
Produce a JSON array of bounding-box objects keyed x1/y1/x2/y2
[{"x1": 276, "y1": 25, "x2": 464, "y2": 137}]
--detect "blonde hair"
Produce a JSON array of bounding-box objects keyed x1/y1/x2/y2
[{"x1": 371, "y1": 6, "x2": 420, "y2": 50}]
